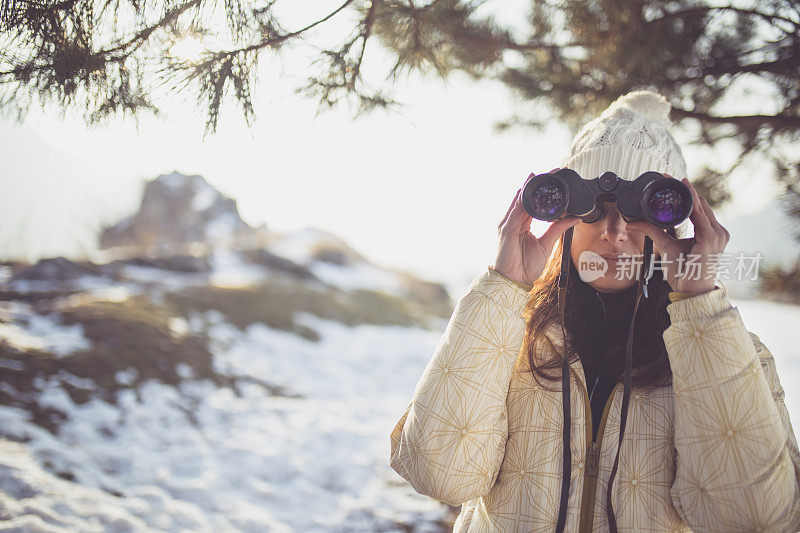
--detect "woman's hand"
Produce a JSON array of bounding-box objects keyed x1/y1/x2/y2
[
  {"x1": 625, "y1": 176, "x2": 730, "y2": 296},
  {"x1": 492, "y1": 169, "x2": 582, "y2": 286}
]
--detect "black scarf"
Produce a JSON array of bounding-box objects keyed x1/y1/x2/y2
[{"x1": 565, "y1": 276, "x2": 638, "y2": 440}]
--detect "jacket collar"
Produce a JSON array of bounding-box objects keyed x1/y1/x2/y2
[{"x1": 540, "y1": 280, "x2": 638, "y2": 387}]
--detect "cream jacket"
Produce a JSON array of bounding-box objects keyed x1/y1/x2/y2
[{"x1": 390, "y1": 267, "x2": 800, "y2": 532}]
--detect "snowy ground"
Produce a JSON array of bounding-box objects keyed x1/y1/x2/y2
[
  {"x1": 0, "y1": 282, "x2": 797, "y2": 532},
  {"x1": 0, "y1": 306, "x2": 450, "y2": 532},
  {"x1": 733, "y1": 297, "x2": 800, "y2": 433}
]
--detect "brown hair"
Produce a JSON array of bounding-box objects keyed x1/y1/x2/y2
[{"x1": 521, "y1": 228, "x2": 677, "y2": 389}]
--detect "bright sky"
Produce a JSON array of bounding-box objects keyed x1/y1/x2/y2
[{"x1": 0, "y1": 3, "x2": 786, "y2": 291}]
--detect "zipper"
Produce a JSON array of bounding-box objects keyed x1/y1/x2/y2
[
  {"x1": 593, "y1": 289, "x2": 606, "y2": 321},
  {"x1": 574, "y1": 284, "x2": 630, "y2": 530},
  {"x1": 572, "y1": 366, "x2": 620, "y2": 533}
]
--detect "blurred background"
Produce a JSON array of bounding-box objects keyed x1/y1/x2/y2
[{"x1": 0, "y1": 0, "x2": 798, "y2": 531}]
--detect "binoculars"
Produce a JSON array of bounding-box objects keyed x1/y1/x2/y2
[{"x1": 521, "y1": 168, "x2": 693, "y2": 229}]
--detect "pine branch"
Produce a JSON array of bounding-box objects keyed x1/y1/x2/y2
[
  {"x1": 666, "y1": 56, "x2": 799, "y2": 83},
  {"x1": 656, "y1": 5, "x2": 799, "y2": 30},
  {"x1": 212, "y1": 0, "x2": 354, "y2": 60},
  {"x1": 670, "y1": 107, "x2": 800, "y2": 131}
]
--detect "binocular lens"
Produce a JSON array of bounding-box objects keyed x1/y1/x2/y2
[
  {"x1": 530, "y1": 183, "x2": 566, "y2": 218},
  {"x1": 522, "y1": 169, "x2": 692, "y2": 228},
  {"x1": 645, "y1": 187, "x2": 686, "y2": 225}
]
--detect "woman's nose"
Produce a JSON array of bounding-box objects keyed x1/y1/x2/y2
[{"x1": 599, "y1": 204, "x2": 628, "y2": 243}]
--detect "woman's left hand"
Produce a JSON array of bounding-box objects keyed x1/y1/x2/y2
[{"x1": 624, "y1": 176, "x2": 730, "y2": 296}]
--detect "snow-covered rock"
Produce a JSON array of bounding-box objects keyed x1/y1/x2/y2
[{"x1": 99, "y1": 172, "x2": 255, "y2": 250}]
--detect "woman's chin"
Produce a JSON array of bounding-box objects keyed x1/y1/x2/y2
[{"x1": 588, "y1": 275, "x2": 638, "y2": 293}]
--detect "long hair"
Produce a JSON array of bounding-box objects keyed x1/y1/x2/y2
[{"x1": 521, "y1": 228, "x2": 677, "y2": 389}]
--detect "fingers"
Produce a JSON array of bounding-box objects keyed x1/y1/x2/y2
[
  {"x1": 697, "y1": 194, "x2": 725, "y2": 232},
  {"x1": 669, "y1": 174, "x2": 728, "y2": 242},
  {"x1": 625, "y1": 219, "x2": 678, "y2": 255},
  {"x1": 697, "y1": 194, "x2": 718, "y2": 226},
  {"x1": 502, "y1": 168, "x2": 564, "y2": 236},
  {"x1": 520, "y1": 205, "x2": 533, "y2": 234},
  {"x1": 498, "y1": 188, "x2": 521, "y2": 230},
  {"x1": 682, "y1": 178, "x2": 712, "y2": 237},
  {"x1": 697, "y1": 194, "x2": 730, "y2": 244},
  {"x1": 539, "y1": 215, "x2": 581, "y2": 254}
]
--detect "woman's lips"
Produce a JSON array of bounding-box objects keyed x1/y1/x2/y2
[
  {"x1": 595, "y1": 252, "x2": 638, "y2": 268},
  {"x1": 601, "y1": 255, "x2": 625, "y2": 265}
]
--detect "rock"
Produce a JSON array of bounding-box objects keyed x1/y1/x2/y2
[
  {"x1": 271, "y1": 227, "x2": 369, "y2": 266},
  {"x1": 101, "y1": 254, "x2": 212, "y2": 275},
  {"x1": 99, "y1": 171, "x2": 256, "y2": 249},
  {"x1": 312, "y1": 248, "x2": 351, "y2": 266},
  {"x1": 401, "y1": 277, "x2": 451, "y2": 307},
  {"x1": 395, "y1": 274, "x2": 453, "y2": 319},
  {"x1": 12, "y1": 258, "x2": 101, "y2": 281},
  {"x1": 144, "y1": 255, "x2": 208, "y2": 273},
  {"x1": 244, "y1": 249, "x2": 318, "y2": 280}
]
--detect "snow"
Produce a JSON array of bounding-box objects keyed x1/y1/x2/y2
[
  {"x1": 0, "y1": 265, "x2": 12, "y2": 284},
  {"x1": 0, "y1": 309, "x2": 448, "y2": 531},
  {"x1": 735, "y1": 297, "x2": 800, "y2": 432},
  {"x1": 255, "y1": 229, "x2": 414, "y2": 296},
  {"x1": 159, "y1": 171, "x2": 191, "y2": 189},
  {"x1": 0, "y1": 302, "x2": 90, "y2": 357},
  {"x1": 5, "y1": 275, "x2": 113, "y2": 294},
  {"x1": 309, "y1": 261, "x2": 406, "y2": 295},
  {"x1": 0, "y1": 438, "x2": 165, "y2": 533},
  {"x1": 267, "y1": 227, "x2": 357, "y2": 267},
  {"x1": 191, "y1": 183, "x2": 218, "y2": 212},
  {"x1": 168, "y1": 316, "x2": 189, "y2": 338},
  {"x1": 0, "y1": 358, "x2": 24, "y2": 371},
  {"x1": 83, "y1": 286, "x2": 134, "y2": 303},
  {"x1": 204, "y1": 212, "x2": 240, "y2": 242},
  {"x1": 114, "y1": 368, "x2": 138, "y2": 386},
  {"x1": 159, "y1": 172, "x2": 219, "y2": 214},
  {"x1": 118, "y1": 264, "x2": 207, "y2": 290},
  {"x1": 208, "y1": 249, "x2": 266, "y2": 287},
  {"x1": 55, "y1": 371, "x2": 96, "y2": 390}
]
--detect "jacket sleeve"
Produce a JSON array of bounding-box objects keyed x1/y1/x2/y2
[
  {"x1": 389, "y1": 266, "x2": 530, "y2": 506},
  {"x1": 664, "y1": 286, "x2": 800, "y2": 532}
]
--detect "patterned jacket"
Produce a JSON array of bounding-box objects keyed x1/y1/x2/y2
[{"x1": 390, "y1": 266, "x2": 800, "y2": 532}]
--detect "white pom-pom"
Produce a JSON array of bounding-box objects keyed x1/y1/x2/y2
[{"x1": 604, "y1": 90, "x2": 672, "y2": 126}]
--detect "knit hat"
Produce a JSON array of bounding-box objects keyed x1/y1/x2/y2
[{"x1": 561, "y1": 90, "x2": 692, "y2": 239}]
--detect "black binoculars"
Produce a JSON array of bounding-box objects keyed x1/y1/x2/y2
[{"x1": 521, "y1": 168, "x2": 693, "y2": 229}]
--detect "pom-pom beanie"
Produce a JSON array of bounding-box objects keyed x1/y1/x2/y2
[{"x1": 561, "y1": 90, "x2": 692, "y2": 238}]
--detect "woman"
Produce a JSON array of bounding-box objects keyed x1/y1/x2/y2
[{"x1": 389, "y1": 91, "x2": 800, "y2": 532}]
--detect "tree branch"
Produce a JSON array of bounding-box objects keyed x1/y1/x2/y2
[
  {"x1": 671, "y1": 107, "x2": 800, "y2": 130},
  {"x1": 100, "y1": 0, "x2": 204, "y2": 58},
  {"x1": 348, "y1": 0, "x2": 378, "y2": 87},
  {"x1": 213, "y1": 0, "x2": 354, "y2": 60},
  {"x1": 666, "y1": 56, "x2": 799, "y2": 83},
  {"x1": 656, "y1": 5, "x2": 799, "y2": 29}
]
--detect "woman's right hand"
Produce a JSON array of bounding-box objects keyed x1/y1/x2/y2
[{"x1": 492, "y1": 169, "x2": 582, "y2": 286}]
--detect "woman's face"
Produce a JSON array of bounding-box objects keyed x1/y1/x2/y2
[{"x1": 570, "y1": 200, "x2": 652, "y2": 293}]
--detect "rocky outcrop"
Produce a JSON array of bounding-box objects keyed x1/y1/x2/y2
[
  {"x1": 12, "y1": 257, "x2": 101, "y2": 281},
  {"x1": 244, "y1": 249, "x2": 318, "y2": 281},
  {"x1": 101, "y1": 255, "x2": 213, "y2": 275},
  {"x1": 99, "y1": 171, "x2": 256, "y2": 250},
  {"x1": 269, "y1": 227, "x2": 369, "y2": 266}
]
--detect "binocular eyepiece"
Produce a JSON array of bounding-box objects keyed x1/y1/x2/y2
[{"x1": 521, "y1": 168, "x2": 693, "y2": 230}]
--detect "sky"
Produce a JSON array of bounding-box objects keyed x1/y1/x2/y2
[{"x1": 0, "y1": 2, "x2": 788, "y2": 290}]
